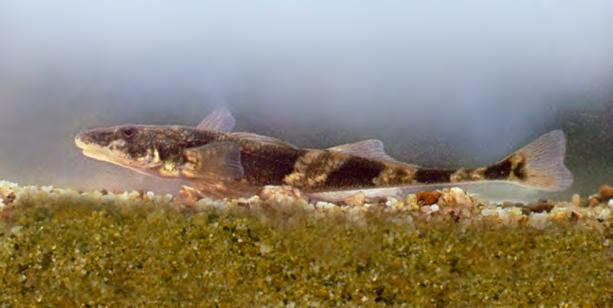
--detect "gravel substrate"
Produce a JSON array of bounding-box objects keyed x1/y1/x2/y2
[{"x1": 0, "y1": 180, "x2": 611, "y2": 305}]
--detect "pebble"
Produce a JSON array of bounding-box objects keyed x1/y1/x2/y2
[
  {"x1": 344, "y1": 192, "x2": 366, "y2": 206},
  {"x1": 571, "y1": 194, "x2": 581, "y2": 207},
  {"x1": 522, "y1": 200, "x2": 554, "y2": 214},
  {"x1": 258, "y1": 243, "x2": 272, "y2": 255},
  {"x1": 481, "y1": 208, "x2": 498, "y2": 216},
  {"x1": 0, "y1": 180, "x2": 610, "y2": 229},
  {"x1": 416, "y1": 191, "x2": 441, "y2": 205},
  {"x1": 529, "y1": 212, "x2": 550, "y2": 230},
  {"x1": 596, "y1": 208, "x2": 610, "y2": 220},
  {"x1": 446, "y1": 187, "x2": 472, "y2": 207},
  {"x1": 385, "y1": 197, "x2": 398, "y2": 207},
  {"x1": 599, "y1": 184, "x2": 613, "y2": 201}
]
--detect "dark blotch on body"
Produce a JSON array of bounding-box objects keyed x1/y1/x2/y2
[
  {"x1": 325, "y1": 157, "x2": 387, "y2": 189},
  {"x1": 512, "y1": 160, "x2": 527, "y2": 180},
  {"x1": 414, "y1": 169, "x2": 454, "y2": 184},
  {"x1": 241, "y1": 147, "x2": 304, "y2": 186},
  {"x1": 484, "y1": 159, "x2": 512, "y2": 180}
]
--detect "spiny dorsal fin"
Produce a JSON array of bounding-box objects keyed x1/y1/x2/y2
[
  {"x1": 328, "y1": 139, "x2": 400, "y2": 163},
  {"x1": 230, "y1": 132, "x2": 296, "y2": 148},
  {"x1": 196, "y1": 107, "x2": 236, "y2": 132},
  {"x1": 183, "y1": 141, "x2": 244, "y2": 179}
]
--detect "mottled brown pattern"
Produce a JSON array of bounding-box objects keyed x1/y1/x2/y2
[
  {"x1": 283, "y1": 150, "x2": 350, "y2": 190},
  {"x1": 373, "y1": 165, "x2": 416, "y2": 186},
  {"x1": 449, "y1": 168, "x2": 477, "y2": 182},
  {"x1": 81, "y1": 124, "x2": 535, "y2": 193},
  {"x1": 508, "y1": 153, "x2": 527, "y2": 181}
]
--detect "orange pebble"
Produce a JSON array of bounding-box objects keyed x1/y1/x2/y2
[{"x1": 416, "y1": 191, "x2": 441, "y2": 205}]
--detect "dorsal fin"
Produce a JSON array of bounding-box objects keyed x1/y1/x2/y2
[
  {"x1": 196, "y1": 107, "x2": 236, "y2": 132},
  {"x1": 328, "y1": 139, "x2": 400, "y2": 163},
  {"x1": 182, "y1": 141, "x2": 244, "y2": 179},
  {"x1": 229, "y1": 132, "x2": 296, "y2": 148}
]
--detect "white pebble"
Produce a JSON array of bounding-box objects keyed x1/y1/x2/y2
[
  {"x1": 118, "y1": 192, "x2": 130, "y2": 202},
  {"x1": 302, "y1": 202, "x2": 316, "y2": 212},
  {"x1": 529, "y1": 212, "x2": 550, "y2": 230},
  {"x1": 259, "y1": 243, "x2": 272, "y2": 254},
  {"x1": 315, "y1": 201, "x2": 336, "y2": 210},
  {"x1": 196, "y1": 198, "x2": 227, "y2": 211},
  {"x1": 571, "y1": 194, "x2": 581, "y2": 207},
  {"x1": 101, "y1": 195, "x2": 116, "y2": 204},
  {"x1": 128, "y1": 191, "x2": 141, "y2": 200},
  {"x1": 481, "y1": 208, "x2": 497, "y2": 216},
  {"x1": 385, "y1": 197, "x2": 398, "y2": 207},
  {"x1": 10, "y1": 225, "x2": 22, "y2": 235},
  {"x1": 596, "y1": 208, "x2": 610, "y2": 220}
]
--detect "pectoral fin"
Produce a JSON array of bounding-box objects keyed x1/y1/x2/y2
[
  {"x1": 196, "y1": 107, "x2": 236, "y2": 132},
  {"x1": 183, "y1": 142, "x2": 244, "y2": 179},
  {"x1": 328, "y1": 139, "x2": 400, "y2": 163}
]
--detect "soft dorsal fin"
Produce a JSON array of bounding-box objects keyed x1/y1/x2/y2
[
  {"x1": 183, "y1": 141, "x2": 244, "y2": 179},
  {"x1": 328, "y1": 139, "x2": 400, "y2": 163},
  {"x1": 196, "y1": 107, "x2": 236, "y2": 132},
  {"x1": 229, "y1": 132, "x2": 296, "y2": 148}
]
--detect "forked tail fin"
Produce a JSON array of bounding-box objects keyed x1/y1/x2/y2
[{"x1": 488, "y1": 130, "x2": 573, "y2": 191}]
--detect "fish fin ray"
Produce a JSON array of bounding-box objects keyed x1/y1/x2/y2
[
  {"x1": 183, "y1": 141, "x2": 244, "y2": 179},
  {"x1": 229, "y1": 132, "x2": 296, "y2": 148},
  {"x1": 511, "y1": 130, "x2": 573, "y2": 191},
  {"x1": 328, "y1": 139, "x2": 400, "y2": 163},
  {"x1": 196, "y1": 107, "x2": 236, "y2": 132}
]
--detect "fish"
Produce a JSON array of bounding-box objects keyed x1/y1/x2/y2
[{"x1": 75, "y1": 107, "x2": 573, "y2": 201}]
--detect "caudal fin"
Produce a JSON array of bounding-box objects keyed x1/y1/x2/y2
[{"x1": 508, "y1": 130, "x2": 573, "y2": 191}]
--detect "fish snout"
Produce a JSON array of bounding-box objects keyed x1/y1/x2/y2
[{"x1": 75, "y1": 132, "x2": 93, "y2": 150}]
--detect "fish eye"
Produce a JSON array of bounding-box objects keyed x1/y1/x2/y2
[{"x1": 121, "y1": 127, "x2": 135, "y2": 138}]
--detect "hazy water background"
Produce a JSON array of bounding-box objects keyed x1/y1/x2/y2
[{"x1": 0, "y1": 1, "x2": 611, "y2": 199}]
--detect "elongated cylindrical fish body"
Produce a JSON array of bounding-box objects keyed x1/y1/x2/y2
[{"x1": 75, "y1": 108, "x2": 573, "y2": 199}]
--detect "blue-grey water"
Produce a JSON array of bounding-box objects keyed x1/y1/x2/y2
[{"x1": 0, "y1": 1, "x2": 611, "y2": 199}]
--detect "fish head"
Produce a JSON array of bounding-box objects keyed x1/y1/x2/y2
[{"x1": 75, "y1": 125, "x2": 163, "y2": 171}]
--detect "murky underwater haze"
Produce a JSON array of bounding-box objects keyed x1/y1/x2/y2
[{"x1": 0, "y1": 1, "x2": 611, "y2": 199}]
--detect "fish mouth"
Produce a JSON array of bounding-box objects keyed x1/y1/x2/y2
[
  {"x1": 74, "y1": 135, "x2": 88, "y2": 151},
  {"x1": 75, "y1": 135, "x2": 127, "y2": 165},
  {"x1": 75, "y1": 134, "x2": 159, "y2": 177},
  {"x1": 75, "y1": 135, "x2": 102, "y2": 159}
]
